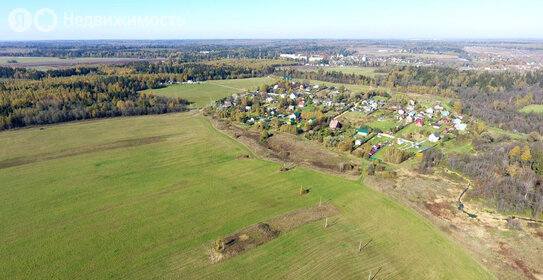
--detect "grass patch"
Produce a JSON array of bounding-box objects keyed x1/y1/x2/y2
[
  {"x1": 143, "y1": 77, "x2": 276, "y2": 107},
  {"x1": 366, "y1": 119, "x2": 399, "y2": 132},
  {"x1": 302, "y1": 67, "x2": 385, "y2": 78},
  {"x1": 293, "y1": 79, "x2": 378, "y2": 92},
  {"x1": 519, "y1": 104, "x2": 543, "y2": 114},
  {"x1": 0, "y1": 113, "x2": 492, "y2": 279}
]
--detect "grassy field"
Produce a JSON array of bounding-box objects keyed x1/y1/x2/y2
[
  {"x1": 365, "y1": 118, "x2": 399, "y2": 132},
  {"x1": 293, "y1": 79, "x2": 377, "y2": 92},
  {"x1": 0, "y1": 113, "x2": 492, "y2": 279},
  {"x1": 203, "y1": 58, "x2": 298, "y2": 68},
  {"x1": 519, "y1": 104, "x2": 543, "y2": 113},
  {"x1": 142, "y1": 77, "x2": 276, "y2": 107},
  {"x1": 307, "y1": 67, "x2": 385, "y2": 78}
]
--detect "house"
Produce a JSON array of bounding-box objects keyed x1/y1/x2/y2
[
  {"x1": 288, "y1": 113, "x2": 300, "y2": 125},
  {"x1": 429, "y1": 132, "x2": 441, "y2": 143},
  {"x1": 416, "y1": 119, "x2": 424, "y2": 127},
  {"x1": 288, "y1": 105, "x2": 295, "y2": 111},
  {"x1": 432, "y1": 123, "x2": 442, "y2": 129},
  {"x1": 355, "y1": 139, "x2": 363, "y2": 146},
  {"x1": 357, "y1": 128, "x2": 370, "y2": 136},
  {"x1": 298, "y1": 101, "x2": 306, "y2": 108},
  {"x1": 287, "y1": 112, "x2": 300, "y2": 120},
  {"x1": 329, "y1": 119, "x2": 341, "y2": 130},
  {"x1": 405, "y1": 116, "x2": 414, "y2": 123},
  {"x1": 308, "y1": 117, "x2": 316, "y2": 123},
  {"x1": 441, "y1": 111, "x2": 450, "y2": 117},
  {"x1": 223, "y1": 101, "x2": 232, "y2": 108},
  {"x1": 245, "y1": 106, "x2": 252, "y2": 111},
  {"x1": 289, "y1": 93, "x2": 297, "y2": 99},
  {"x1": 455, "y1": 123, "x2": 467, "y2": 131}
]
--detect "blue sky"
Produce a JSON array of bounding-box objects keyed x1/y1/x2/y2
[{"x1": 1, "y1": 0, "x2": 542, "y2": 40}]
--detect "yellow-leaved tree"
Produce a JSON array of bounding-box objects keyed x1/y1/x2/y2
[
  {"x1": 509, "y1": 146, "x2": 521, "y2": 158},
  {"x1": 521, "y1": 146, "x2": 532, "y2": 162}
]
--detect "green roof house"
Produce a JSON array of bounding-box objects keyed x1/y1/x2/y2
[{"x1": 357, "y1": 128, "x2": 370, "y2": 136}]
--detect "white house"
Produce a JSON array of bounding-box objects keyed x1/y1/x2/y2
[
  {"x1": 455, "y1": 123, "x2": 467, "y2": 131},
  {"x1": 429, "y1": 132, "x2": 441, "y2": 143}
]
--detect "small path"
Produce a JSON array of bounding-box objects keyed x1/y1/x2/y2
[{"x1": 207, "y1": 83, "x2": 245, "y2": 91}]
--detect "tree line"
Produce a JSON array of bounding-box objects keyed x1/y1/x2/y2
[{"x1": 0, "y1": 74, "x2": 188, "y2": 130}]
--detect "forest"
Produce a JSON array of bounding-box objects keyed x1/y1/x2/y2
[
  {"x1": 0, "y1": 74, "x2": 188, "y2": 129},
  {"x1": 447, "y1": 140, "x2": 543, "y2": 218}
]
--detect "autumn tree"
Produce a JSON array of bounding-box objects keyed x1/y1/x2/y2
[
  {"x1": 509, "y1": 146, "x2": 521, "y2": 158},
  {"x1": 454, "y1": 101, "x2": 463, "y2": 114},
  {"x1": 521, "y1": 146, "x2": 532, "y2": 162}
]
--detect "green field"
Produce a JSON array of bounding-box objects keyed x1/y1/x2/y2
[
  {"x1": 305, "y1": 67, "x2": 385, "y2": 77},
  {"x1": 142, "y1": 77, "x2": 276, "y2": 107},
  {"x1": 519, "y1": 104, "x2": 543, "y2": 113},
  {"x1": 365, "y1": 118, "x2": 399, "y2": 132},
  {"x1": 294, "y1": 79, "x2": 377, "y2": 92},
  {"x1": 0, "y1": 113, "x2": 492, "y2": 279}
]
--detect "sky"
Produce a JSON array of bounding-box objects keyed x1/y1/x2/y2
[{"x1": 1, "y1": 0, "x2": 542, "y2": 40}]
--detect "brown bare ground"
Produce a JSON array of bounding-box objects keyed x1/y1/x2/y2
[
  {"x1": 498, "y1": 242, "x2": 538, "y2": 280},
  {"x1": 364, "y1": 166, "x2": 543, "y2": 280},
  {"x1": 535, "y1": 231, "x2": 543, "y2": 241},
  {"x1": 209, "y1": 117, "x2": 361, "y2": 179},
  {"x1": 424, "y1": 200, "x2": 456, "y2": 220},
  {"x1": 209, "y1": 202, "x2": 339, "y2": 263}
]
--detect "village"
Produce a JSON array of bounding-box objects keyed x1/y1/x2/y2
[{"x1": 214, "y1": 79, "x2": 469, "y2": 164}]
